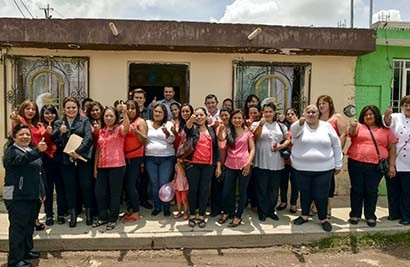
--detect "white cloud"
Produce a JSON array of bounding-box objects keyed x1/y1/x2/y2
[
  {"x1": 372, "y1": 9, "x2": 401, "y2": 23},
  {"x1": 217, "y1": 0, "x2": 358, "y2": 27}
]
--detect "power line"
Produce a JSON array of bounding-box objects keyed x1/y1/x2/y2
[
  {"x1": 12, "y1": 0, "x2": 26, "y2": 18},
  {"x1": 53, "y1": 8, "x2": 65, "y2": 18},
  {"x1": 19, "y1": 0, "x2": 34, "y2": 18}
]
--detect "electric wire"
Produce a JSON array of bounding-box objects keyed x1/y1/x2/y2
[
  {"x1": 12, "y1": 0, "x2": 26, "y2": 18},
  {"x1": 19, "y1": 0, "x2": 34, "y2": 18}
]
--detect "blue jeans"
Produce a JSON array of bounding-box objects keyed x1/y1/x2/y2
[
  {"x1": 293, "y1": 168, "x2": 333, "y2": 221},
  {"x1": 145, "y1": 156, "x2": 175, "y2": 211}
]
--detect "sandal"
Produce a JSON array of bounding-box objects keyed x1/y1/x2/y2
[
  {"x1": 218, "y1": 214, "x2": 229, "y2": 224},
  {"x1": 174, "y1": 212, "x2": 183, "y2": 219},
  {"x1": 198, "y1": 219, "x2": 207, "y2": 228},
  {"x1": 92, "y1": 219, "x2": 108, "y2": 228},
  {"x1": 106, "y1": 222, "x2": 116, "y2": 230},
  {"x1": 188, "y1": 218, "x2": 196, "y2": 227},
  {"x1": 183, "y1": 213, "x2": 190, "y2": 220},
  {"x1": 228, "y1": 218, "x2": 242, "y2": 228}
]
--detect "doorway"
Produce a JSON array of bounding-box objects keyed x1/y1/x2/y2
[{"x1": 128, "y1": 63, "x2": 190, "y2": 105}]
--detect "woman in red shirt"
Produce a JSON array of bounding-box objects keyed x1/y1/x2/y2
[
  {"x1": 122, "y1": 100, "x2": 147, "y2": 222},
  {"x1": 185, "y1": 107, "x2": 222, "y2": 228},
  {"x1": 347, "y1": 105, "x2": 397, "y2": 227}
]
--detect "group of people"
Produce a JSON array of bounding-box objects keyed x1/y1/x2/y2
[{"x1": 3, "y1": 84, "x2": 410, "y2": 267}]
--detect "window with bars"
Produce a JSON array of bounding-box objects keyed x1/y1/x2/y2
[
  {"x1": 6, "y1": 56, "x2": 89, "y2": 112},
  {"x1": 233, "y1": 61, "x2": 310, "y2": 115},
  {"x1": 392, "y1": 59, "x2": 410, "y2": 112}
]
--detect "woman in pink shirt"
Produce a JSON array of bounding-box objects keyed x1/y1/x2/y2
[
  {"x1": 218, "y1": 109, "x2": 255, "y2": 227},
  {"x1": 347, "y1": 105, "x2": 397, "y2": 227},
  {"x1": 93, "y1": 104, "x2": 129, "y2": 230}
]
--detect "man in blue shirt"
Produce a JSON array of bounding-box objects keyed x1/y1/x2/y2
[{"x1": 148, "y1": 86, "x2": 180, "y2": 119}]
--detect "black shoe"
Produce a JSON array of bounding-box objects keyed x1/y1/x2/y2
[
  {"x1": 269, "y1": 213, "x2": 279, "y2": 221},
  {"x1": 86, "y1": 208, "x2": 93, "y2": 226},
  {"x1": 349, "y1": 218, "x2": 359, "y2": 225},
  {"x1": 321, "y1": 221, "x2": 332, "y2": 232},
  {"x1": 163, "y1": 210, "x2": 171, "y2": 217},
  {"x1": 276, "y1": 203, "x2": 287, "y2": 211},
  {"x1": 24, "y1": 251, "x2": 40, "y2": 260},
  {"x1": 13, "y1": 260, "x2": 32, "y2": 267},
  {"x1": 45, "y1": 217, "x2": 54, "y2": 226},
  {"x1": 399, "y1": 220, "x2": 410, "y2": 225},
  {"x1": 35, "y1": 222, "x2": 45, "y2": 231},
  {"x1": 388, "y1": 215, "x2": 401, "y2": 221},
  {"x1": 69, "y1": 210, "x2": 77, "y2": 228},
  {"x1": 57, "y1": 216, "x2": 66, "y2": 224},
  {"x1": 151, "y1": 209, "x2": 161, "y2": 216},
  {"x1": 258, "y1": 213, "x2": 266, "y2": 222},
  {"x1": 289, "y1": 207, "x2": 297, "y2": 214},
  {"x1": 141, "y1": 201, "x2": 153, "y2": 209},
  {"x1": 367, "y1": 220, "x2": 377, "y2": 227},
  {"x1": 293, "y1": 216, "x2": 308, "y2": 225}
]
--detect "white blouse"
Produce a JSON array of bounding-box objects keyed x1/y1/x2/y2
[{"x1": 389, "y1": 113, "x2": 410, "y2": 171}]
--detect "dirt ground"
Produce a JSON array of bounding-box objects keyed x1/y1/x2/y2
[{"x1": 1, "y1": 245, "x2": 409, "y2": 267}]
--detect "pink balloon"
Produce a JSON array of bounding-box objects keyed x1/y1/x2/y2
[{"x1": 159, "y1": 182, "x2": 175, "y2": 202}]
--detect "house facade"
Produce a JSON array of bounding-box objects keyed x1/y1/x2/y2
[{"x1": 0, "y1": 18, "x2": 375, "y2": 193}]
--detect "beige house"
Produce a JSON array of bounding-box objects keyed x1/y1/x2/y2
[{"x1": 0, "y1": 18, "x2": 375, "y2": 192}]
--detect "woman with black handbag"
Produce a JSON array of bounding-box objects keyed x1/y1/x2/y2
[{"x1": 347, "y1": 105, "x2": 397, "y2": 227}]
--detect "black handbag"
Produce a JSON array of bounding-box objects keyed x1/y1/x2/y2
[
  {"x1": 278, "y1": 123, "x2": 291, "y2": 160},
  {"x1": 366, "y1": 125, "x2": 389, "y2": 175}
]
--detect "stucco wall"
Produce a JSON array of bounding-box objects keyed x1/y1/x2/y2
[
  {"x1": 0, "y1": 48, "x2": 357, "y2": 194},
  {"x1": 355, "y1": 44, "x2": 410, "y2": 112}
]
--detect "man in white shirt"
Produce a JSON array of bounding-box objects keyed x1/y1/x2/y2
[{"x1": 205, "y1": 94, "x2": 220, "y2": 125}]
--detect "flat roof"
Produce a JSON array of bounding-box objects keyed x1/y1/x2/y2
[{"x1": 0, "y1": 18, "x2": 376, "y2": 56}]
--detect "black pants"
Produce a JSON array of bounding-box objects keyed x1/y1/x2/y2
[
  {"x1": 247, "y1": 170, "x2": 258, "y2": 208},
  {"x1": 95, "y1": 167, "x2": 126, "y2": 222},
  {"x1": 279, "y1": 164, "x2": 298, "y2": 206},
  {"x1": 254, "y1": 167, "x2": 282, "y2": 217},
  {"x1": 125, "y1": 157, "x2": 143, "y2": 212},
  {"x1": 293, "y1": 168, "x2": 333, "y2": 221},
  {"x1": 185, "y1": 163, "x2": 214, "y2": 216},
  {"x1": 222, "y1": 167, "x2": 251, "y2": 218},
  {"x1": 348, "y1": 158, "x2": 383, "y2": 220},
  {"x1": 43, "y1": 154, "x2": 66, "y2": 218},
  {"x1": 61, "y1": 161, "x2": 92, "y2": 210},
  {"x1": 210, "y1": 171, "x2": 224, "y2": 215},
  {"x1": 139, "y1": 167, "x2": 150, "y2": 203},
  {"x1": 5, "y1": 200, "x2": 37, "y2": 266},
  {"x1": 387, "y1": 171, "x2": 410, "y2": 221}
]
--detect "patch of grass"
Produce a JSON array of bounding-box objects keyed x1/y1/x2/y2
[{"x1": 310, "y1": 232, "x2": 410, "y2": 251}]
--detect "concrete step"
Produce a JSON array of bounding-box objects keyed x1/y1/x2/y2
[{"x1": 1, "y1": 199, "x2": 409, "y2": 251}]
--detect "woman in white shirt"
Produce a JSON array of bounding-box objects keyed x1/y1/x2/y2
[
  {"x1": 145, "y1": 103, "x2": 175, "y2": 217},
  {"x1": 383, "y1": 95, "x2": 410, "y2": 225},
  {"x1": 290, "y1": 105, "x2": 342, "y2": 232},
  {"x1": 252, "y1": 102, "x2": 290, "y2": 222}
]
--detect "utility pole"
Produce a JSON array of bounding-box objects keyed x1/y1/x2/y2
[
  {"x1": 40, "y1": 4, "x2": 53, "y2": 19},
  {"x1": 369, "y1": 0, "x2": 373, "y2": 27},
  {"x1": 350, "y1": 0, "x2": 354, "y2": 28}
]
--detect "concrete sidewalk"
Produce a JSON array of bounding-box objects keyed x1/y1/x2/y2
[{"x1": 0, "y1": 196, "x2": 409, "y2": 252}]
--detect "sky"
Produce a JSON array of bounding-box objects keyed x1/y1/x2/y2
[{"x1": 0, "y1": 0, "x2": 409, "y2": 28}]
